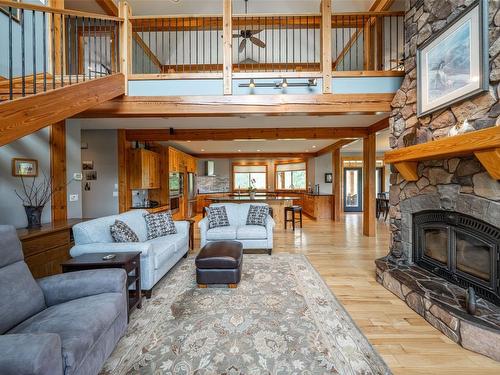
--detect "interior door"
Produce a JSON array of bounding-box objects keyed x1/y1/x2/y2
[{"x1": 344, "y1": 167, "x2": 363, "y2": 212}]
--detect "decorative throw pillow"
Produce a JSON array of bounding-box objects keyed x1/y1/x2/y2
[
  {"x1": 110, "y1": 220, "x2": 139, "y2": 242},
  {"x1": 246, "y1": 205, "x2": 269, "y2": 226},
  {"x1": 143, "y1": 211, "x2": 177, "y2": 240},
  {"x1": 207, "y1": 206, "x2": 230, "y2": 229}
]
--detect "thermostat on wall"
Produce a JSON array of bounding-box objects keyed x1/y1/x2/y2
[{"x1": 73, "y1": 173, "x2": 83, "y2": 181}]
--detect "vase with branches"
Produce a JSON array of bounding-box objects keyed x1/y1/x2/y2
[
  {"x1": 248, "y1": 178, "x2": 257, "y2": 199},
  {"x1": 14, "y1": 171, "x2": 72, "y2": 228}
]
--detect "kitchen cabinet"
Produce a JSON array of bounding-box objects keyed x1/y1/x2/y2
[
  {"x1": 302, "y1": 194, "x2": 333, "y2": 220},
  {"x1": 168, "y1": 147, "x2": 197, "y2": 173},
  {"x1": 129, "y1": 149, "x2": 160, "y2": 189}
]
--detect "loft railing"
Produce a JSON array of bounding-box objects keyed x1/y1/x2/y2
[
  {"x1": 232, "y1": 14, "x2": 321, "y2": 74},
  {"x1": 131, "y1": 15, "x2": 223, "y2": 75},
  {"x1": 128, "y1": 10, "x2": 404, "y2": 79},
  {"x1": 331, "y1": 12, "x2": 404, "y2": 72},
  {"x1": 0, "y1": 0, "x2": 122, "y2": 102}
]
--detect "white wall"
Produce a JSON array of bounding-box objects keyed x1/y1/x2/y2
[
  {"x1": 314, "y1": 153, "x2": 333, "y2": 194},
  {"x1": 81, "y1": 130, "x2": 119, "y2": 218},
  {"x1": 0, "y1": 129, "x2": 52, "y2": 228},
  {"x1": 66, "y1": 121, "x2": 82, "y2": 219}
]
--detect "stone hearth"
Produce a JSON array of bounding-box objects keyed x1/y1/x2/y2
[{"x1": 375, "y1": 258, "x2": 500, "y2": 362}]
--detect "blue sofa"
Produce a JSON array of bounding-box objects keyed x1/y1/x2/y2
[
  {"x1": 70, "y1": 209, "x2": 189, "y2": 295},
  {"x1": 0, "y1": 225, "x2": 128, "y2": 375}
]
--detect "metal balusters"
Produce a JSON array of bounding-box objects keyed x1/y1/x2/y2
[
  {"x1": 60, "y1": 13, "x2": 63, "y2": 86},
  {"x1": 32, "y1": 11, "x2": 37, "y2": 94},
  {"x1": 21, "y1": 8, "x2": 25, "y2": 96},
  {"x1": 8, "y1": 7, "x2": 13, "y2": 100},
  {"x1": 68, "y1": 15, "x2": 72, "y2": 84}
]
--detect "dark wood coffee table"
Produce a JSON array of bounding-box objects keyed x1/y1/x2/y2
[{"x1": 61, "y1": 252, "x2": 142, "y2": 320}]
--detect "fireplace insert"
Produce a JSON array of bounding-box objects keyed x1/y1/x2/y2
[{"x1": 413, "y1": 211, "x2": 500, "y2": 305}]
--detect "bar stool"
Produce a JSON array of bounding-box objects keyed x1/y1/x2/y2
[{"x1": 284, "y1": 205, "x2": 303, "y2": 230}]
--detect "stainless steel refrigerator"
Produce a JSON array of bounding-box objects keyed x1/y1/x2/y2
[{"x1": 187, "y1": 172, "x2": 197, "y2": 218}]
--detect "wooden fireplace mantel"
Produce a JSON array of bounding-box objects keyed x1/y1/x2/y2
[{"x1": 384, "y1": 126, "x2": 500, "y2": 181}]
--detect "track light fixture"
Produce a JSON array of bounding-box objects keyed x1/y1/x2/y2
[{"x1": 238, "y1": 78, "x2": 318, "y2": 88}]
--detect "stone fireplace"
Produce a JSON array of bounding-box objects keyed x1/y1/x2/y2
[{"x1": 376, "y1": 0, "x2": 500, "y2": 362}]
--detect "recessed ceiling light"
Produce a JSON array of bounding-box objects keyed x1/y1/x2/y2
[
  {"x1": 237, "y1": 149, "x2": 242, "y2": 152},
  {"x1": 187, "y1": 140, "x2": 191, "y2": 143},
  {"x1": 201, "y1": 149, "x2": 205, "y2": 151},
  {"x1": 305, "y1": 150, "x2": 309, "y2": 152},
  {"x1": 312, "y1": 145, "x2": 316, "y2": 148},
  {"x1": 257, "y1": 149, "x2": 261, "y2": 152}
]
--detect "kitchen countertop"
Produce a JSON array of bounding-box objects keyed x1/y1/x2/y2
[{"x1": 205, "y1": 196, "x2": 298, "y2": 201}]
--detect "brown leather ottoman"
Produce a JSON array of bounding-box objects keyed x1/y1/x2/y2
[{"x1": 195, "y1": 241, "x2": 243, "y2": 288}]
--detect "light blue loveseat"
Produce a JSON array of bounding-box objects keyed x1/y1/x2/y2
[
  {"x1": 70, "y1": 209, "x2": 189, "y2": 296},
  {"x1": 199, "y1": 203, "x2": 275, "y2": 254},
  {"x1": 0, "y1": 225, "x2": 128, "y2": 375}
]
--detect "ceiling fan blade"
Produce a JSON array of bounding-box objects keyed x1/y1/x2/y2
[
  {"x1": 232, "y1": 33, "x2": 242, "y2": 38},
  {"x1": 239, "y1": 38, "x2": 247, "y2": 53},
  {"x1": 250, "y1": 36, "x2": 266, "y2": 48},
  {"x1": 250, "y1": 29, "x2": 263, "y2": 36}
]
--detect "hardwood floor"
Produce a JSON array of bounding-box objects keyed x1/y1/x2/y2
[{"x1": 192, "y1": 213, "x2": 500, "y2": 374}]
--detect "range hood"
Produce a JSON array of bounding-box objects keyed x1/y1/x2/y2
[{"x1": 205, "y1": 160, "x2": 216, "y2": 176}]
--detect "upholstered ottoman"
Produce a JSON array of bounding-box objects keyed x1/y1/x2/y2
[{"x1": 195, "y1": 241, "x2": 243, "y2": 288}]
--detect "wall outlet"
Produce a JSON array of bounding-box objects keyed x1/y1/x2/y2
[
  {"x1": 69, "y1": 194, "x2": 79, "y2": 202},
  {"x1": 114, "y1": 183, "x2": 118, "y2": 189},
  {"x1": 73, "y1": 172, "x2": 83, "y2": 181},
  {"x1": 112, "y1": 191, "x2": 118, "y2": 197}
]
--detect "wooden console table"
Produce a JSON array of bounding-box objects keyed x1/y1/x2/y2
[{"x1": 16, "y1": 219, "x2": 85, "y2": 279}]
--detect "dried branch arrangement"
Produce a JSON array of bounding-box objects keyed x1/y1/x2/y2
[{"x1": 14, "y1": 171, "x2": 72, "y2": 207}]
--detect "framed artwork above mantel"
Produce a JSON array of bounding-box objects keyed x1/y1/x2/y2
[{"x1": 417, "y1": 0, "x2": 489, "y2": 117}]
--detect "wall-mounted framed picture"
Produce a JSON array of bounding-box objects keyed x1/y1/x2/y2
[
  {"x1": 82, "y1": 160, "x2": 94, "y2": 170},
  {"x1": 12, "y1": 158, "x2": 38, "y2": 177},
  {"x1": 324, "y1": 173, "x2": 333, "y2": 183},
  {"x1": 417, "y1": 0, "x2": 488, "y2": 117},
  {"x1": 0, "y1": 0, "x2": 22, "y2": 23}
]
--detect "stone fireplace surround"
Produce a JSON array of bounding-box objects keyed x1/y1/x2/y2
[
  {"x1": 376, "y1": 190, "x2": 500, "y2": 361},
  {"x1": 377, "y1": 0, "x2": 500, "y2": 363}
]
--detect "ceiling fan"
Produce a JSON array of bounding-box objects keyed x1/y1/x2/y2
[{"x1": 233, "y1": 0, "x2": 266, "y2": 53}]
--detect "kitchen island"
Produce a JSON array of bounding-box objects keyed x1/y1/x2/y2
[{"x1": 205, "y1": 196, "x2": 296, "y2": 227}]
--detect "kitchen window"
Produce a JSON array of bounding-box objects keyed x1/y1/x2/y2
[
  {"x1": 233, "y1": 164, "x2": 267, "y2": 190},
  {"x1": 275, "y1": 162, "x2": 307, "y2": 190}
]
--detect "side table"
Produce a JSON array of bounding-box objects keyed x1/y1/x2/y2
[{"x1": 61, "y1": 252, "x2": 141, "y2": 321}]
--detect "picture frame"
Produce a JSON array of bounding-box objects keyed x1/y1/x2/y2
[
  {"x1": 417, "y1": 0, "x2": 488, "y2": 117},
  {"x1": 324, "y1": 173, "x2": 333, "y2": 183},
  {"x1": 0, "y1": 0, "x2": 22, "y2": 23},
  {"x1": 12, "y1": 158, "x2": 38, "y2": 177},
  {"x1": 82, "y1": 160, "x2": 94, "y2": 170},
  {"x1": 85, "y1": 171, "x2": 97, "y2": 181}
]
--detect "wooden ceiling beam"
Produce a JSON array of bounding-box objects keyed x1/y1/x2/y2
[
  {"x1": 192, "y1": 152, "x2": 315, "y2": 159},
  {"x1": 314, "y1": 138, "x2": 357, "y2": 156},
  {"x1": 367, "y1": 117, "x2": 389, "y2": 133},
  {"x1": 76, "y1": 93, "x2": 394, "y2": 117},
  {"x1": 0, "y1": 74, "x2": 125, "y2": 146},
  {"x1": 124, "y1": 127, "x2": 368, "y2": 142},
  {"x1": 96, "y1": 0, "x2": 118, "y2": 16}
]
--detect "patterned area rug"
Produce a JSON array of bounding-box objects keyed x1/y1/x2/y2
[{"x1": 102, "y1": 254, "x2": 390, "y2": 375}]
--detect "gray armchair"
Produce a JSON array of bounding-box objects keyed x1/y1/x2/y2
[{"x1": 0, "y1": 225, "x2": 128, "y2": 375}]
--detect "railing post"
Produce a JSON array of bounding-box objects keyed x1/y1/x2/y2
[
  {"x1": 119, "y1": 1, "x2": 132, "y2": 94},
  {"x1": 223, "y1": 0, "x2": 232, "y2": 95},
  {"x1": 363, "y1": 18, "x2": 373, "y2": 70},
  {"x1": 320, "y1": 0, "x2": 332, "y2": 93},
  {"x1": 48, "y1": 0, "x2": 65, "y2": 76}
]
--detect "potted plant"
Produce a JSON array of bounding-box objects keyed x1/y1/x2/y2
[
  {"x1": 14, "y1": 172, "x2": 71, "y2": 228},
  {"x1": 248, "y1": 178, "x2": 257, "y2": 199}
]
